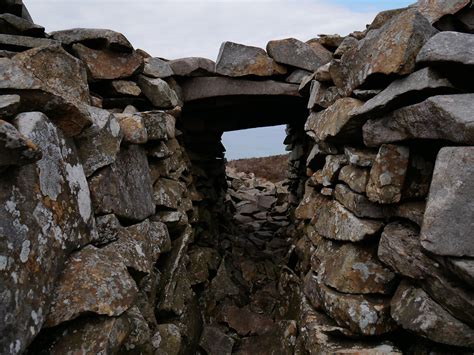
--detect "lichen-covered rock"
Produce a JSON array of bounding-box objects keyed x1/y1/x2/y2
[
  {"x1": 140, "y1": 110, "x2": 176, "y2": 140},
  {"x1": 363, "y1": 94, "x2": 474, "y2": 147},
  {"x1": 154, "y1": 177, "x2": 185, "y2": 209},
  {"x1": 215, "y1": 41, "x2": 287, "y2": 77},
  {"x1": 0, "y1": 119, "x2": 41, "y2": 166},
  {"x1": 420, "y1": 147, "x2": 474, "y2": 257},
  {"x1": 45, "y1": 245, "x2": 137, "y2": 327},
  {"x1": 169, "y1": 57, "x2": 216, "y2": 76},
  {"x1": 417, "y1": 31, "x2": 474, "y2": 66},
  {"x1": 338, "y1": 164, "x2": 369, "y2": 194},
  {"x1": 391, "y1": 281, "x2": 474, "y2": 348},
  {"x1": 72, "y1": 43, "x2": 143, "y2": 81},
  {"x1": 152, "y1": 324, "x2": 183, "y2": 355},
  {"x1": 143, "y1": 57, "x2": 174, "y2": 78},
  {"x1": 114, "y1": 112, "x2": 148, "y2": 144},
  {"x1": 295, "y1": 189, "x2": 328, "y2": 220},
  {"x1": 50, "y1": 28, "x2": 134, "y2": 52},
  {"x1": 286, "y1": 68, "x2": 312, "y2": 84},
  {"x1": 307, "y1": 82, "x2": 342, "y2": 110},
  {"x1": 0, "y1": 111, "x2": 96, "y2": 354},
  {"x1": 266, "y1": 37, "x2": 332, "y2": 72},
  {"x1": 110, "y1": 80, "x2": 142, "y2": 96},
  {"x1": 343, "y1": 147, "x2": 376, "y2": 167},
  {"x1": 366, "y1": 144, "x2": 410, "y2": 204},
  {"x1": 334, "y1": 184, "x2": 384, "y2": 219},
  {"x1": 137, "y1": 75, "x2": 179, "y2": 108},
  {"x1": 89, "y1": 144, "x2": 155, "y2": 222},
  {"x1": 319, "y1": 155, "x2": 347, "y2": 186},
  {"x1": 187, "y1": 246, "x2": 221, "y2": 285},
  {"x1": 416, "y1": 0, "x2": 471, "y2": 24},
  {"x1": 0, "y1": 94, "x2": 20, "y2": 117}
]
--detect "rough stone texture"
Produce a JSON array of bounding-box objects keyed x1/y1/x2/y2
[
  {"x1": 344, "y1": 147, "x2": 376, "y2": 167},
  {"x1": 75, "y1": 106, "x2": 122, "y2": 177},
  {"x1": 0, "y1": 112, "x2": 96, "y2": 354},
  {"x1": 140, "y1": 110, "x2": 176, "y2": 140},
  {"x1": 286, "y1": 69, "x2": 312, "y2": 84},
  {"x1": 0, "y1": 33, "x2": 58, "y2": 50},
  {"x1": 143, "y1": 57, "x2": 174, "y2": 78},
  {"x1": 89, "y1": 144, "x2": 155, "y2": 222},
  {"x1": 319, "y1": 154, "x2": 347, "y2": 186},
  {"x1": 0, "y1": 119, "x2": 41, "y2": 166},
  {"x1": 338, "y1": 164, "x2": 369, "y2": 194},
  {"x1": 266, "y1": 37, "x2": 332, "y2": 72},
  {"x1": 169, "y1": 57, "x2": 215, "y2": 76},
  {"x1": 416, "y1": 0, "x2": 471, "y2": 24},
  {"x1": 295, "y1": 189, "x2": 328, "y2": 220},
  {"x1": 50, "y1": 28, "x2": 134, "y2": 51},
  {"x1": 45, "y1": 245, "x2": 137, "y2": 327},
  {"x1": 391, "y1": 281, "x2": 474, "y2": 348},
  {"x1": 417, "y1": 31, "x2": 474, "y2": 67},
  {"x1": 307, "y1": 82, "x2": 342, "y2": 109},
  {"x1": 0, "y1": 13, "x2": 44, "y2": 36},
  {"x1": 366, "y1": 144, "x2": 410, "y2": 204},
  {"x1": 363, "y1": 94, "x2": 474, "y2": 147},
  {"x1": 0, "y1": 94, "x2": 20, "y2": 117},
  {"x1": 420, "y1": 147, "x2": 474, "y2": 257},
  {"x1": 137, "y1": 75, "x2": 179, "y2": 108},
  {"x1": 152, "y1": 324, "x2": 183, "y2": 355},
  {"x1": 114, "y1": 112, "x2": 148, "y2": 144},
  {"x1": 72, "y1": 43, "x2": 143, "y2": 81},
  {"x1": 199, "y1": 326, "x2": 234, "y2": 355},
  {"x1": 333, "y1": 9, "x2": 438, "y2": 95},
  {"x1": 110, "y1": 80, "x2": 142, "y2": 96},
  {"x1": 350, "y1": 67, "x2": 456, "y2": 120},
  {"x1": 215, "y1": 41, "x2": 287, "y2": 77},
  {"x1": 334, "y1": 184, "x2": 384, "y2": 219},
  {"x1": 314, "y1": 200, "x2": 384, "y2": 242},
  {"x1": 333, "y1": 36, "x2": 358, "y2": 59},
  {"x1": 154, "y1": 178, "x2": 185, "y2": 209},
  {"x1": 305, "y1": 98, "x2": 363, "y2": 143}
]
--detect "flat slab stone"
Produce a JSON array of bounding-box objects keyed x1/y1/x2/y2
[
  {"x1": 169, "y1": 57, "x2": 215, "y2": 77},
  {"x1": 50, "y1": 28, "x2": 134, "y2": 52},
  {"x1": 420, "y1": 147, "x2": 474, "y2": 257},
  {"x1": 215, "y1": 41, "x2": 287, "y2": 77},
  {"x1": 0, "y1": 13, "x2": 45, "y2": 36},
  {"x1": 338, "y1": 165, "x2": 369, "y2": 194},
  {"x1": 363, "y1": 94, "x2": 474, "y2": 147},
  {"x1": 0, "y1": 33, "x2": 58, "y2": 51},
  {"x1": 334, "y1": 184, "x2": 384, "y2": 219},
  {"x1": 137, "y1": 75, "x2": 179, "y2": 108},
  {"x1": 416, "y1": 31, "x2": 474, "y2": 66},
  {"x1": 143, "y1": 57, "x2": 174, "y2": 78}
]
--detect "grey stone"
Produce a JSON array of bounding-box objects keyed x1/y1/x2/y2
[
  {"x1": 314, "y1": 62, "x2": 332, "y2": 82},
  {"x1": 298, "y1": 73, "x2": 315, "y2": 96},
  {"x1": 333, "y1": 36, "x2": 358, "y2": 58},
  {"x1": 417, "y1": 31, "x2": 474, "y2": 66},
  {"x1": 416, "y1": 0, "x2": 471, "y2": 24},
  {"x1": 152, "y1": 324, "x2": 183, "y2": 355},
  {"x1": 363, "y1": 94, "x2": 474, "y2": 147},
  {"x1": 344, "y1": 147, "x2": 377, "y2": 167},
  {"x1": 334, "y1": 184, "x2": 384, "y2": 219},
  {"x1": 137, "y1": 75, "x2": 179, "y2": 108},
  {"x1": 140, "y1": 111, "x2": 176, "y2": 140},
  {"x1": 169, "y1": 57, "x2": 215, "y2": 77},
  {"x1": 266, "y1": 37, "x2": 332, "y2": 72},
  {"x1": 420, "y1": 147, "x2": 474, "y2": 257},
  {"x1": 319, "y1": 154, "x2": 347, "y2": 186},
  {"x1": 286, "y1": 69, "x2": 312, "y2": 84},
  {"x1": 0, "y1": 13, "x2": 44, "y2": 37},
  {"x1": 154, "y1": 178, "x2": 185, "y2": 210},
  {"x1": 143, "y1": 57, "x2": 174, "y2": 78},
  {"x1": 89, "y1": 144, "x2": 155, "y2": 222},
  {"x1": 50, "y1": 28, "x2": 134, "y2": 52},
  {"x1": 114, "y1": 112, "x2": 148, "y2": 144},
  {"x1": 215, "y1": 41, "x2": 287, "y2": 77},
  {"x1": 0, "y1": 33, "x2": 58, "y2": 51},
  {"x1": 391, "y1": 281, "x2": 474, "y2": 348},
  {"x1": 0, "y1": 119, "x2": 41, "y2": 166},
  {"x1": 307, "y1": 81, "x2": 342, "y2": 109},
  {"x1": 338, "y1": 164, "x2": 369, "y2": 194}
]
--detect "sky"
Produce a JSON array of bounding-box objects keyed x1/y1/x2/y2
[{"x1": 27, "y1": 0, "x2": 413, "y2": 159}]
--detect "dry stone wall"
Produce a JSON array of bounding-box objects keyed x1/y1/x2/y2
[{"x1": 0, "y1": 0, "x2": 473, "y2": 354}]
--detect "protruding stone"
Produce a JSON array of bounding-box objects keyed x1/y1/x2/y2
[
  {"x1": 137, "y1": 75, "x2": 179, "y2": 108},
  {"x1": 286, "y1": 69, "x2": 312, "y2": 84},
  {"x1": 344, "y1": 147, "x2": 376, "y2": 167},
  {"x1": 153, "y1": 178, "x2": 185, "y2": 210},
  {"x1": 215, "y1": 41, "x2": 287, "y2": 77},
  {"x1": 0, "y1": 94, "x2": 20, "y2": 117},
  {"x1": 266, "y1": 37, "x2": 332, "y2": 72},
  {"x1": 416, "y1": 0, "x2": 471, "y2": 24},
  {"x1": 143, "y1": 57, "x2": 174, "y2": 78},
  {"x1": 338, "y1": 165, "x2": 369, "y2": 194},
  {"x1": 0, "y1": 33, "x2": 58, "y2": 51},
  {"x1": 319, "y1": 154, "x2": 347, "y2": 186},
  {"x1": 0, "y1": 13, "x2": 44, "y2": 37},
  {"x1": 114, "y1": 112, "x2": 148, "y2": 144},
  {"x1": 391, "y1": 281, "x2": 474, "y2": 348},
  {"x1": 334, "y1": 184, "x2": 384, "y2": 219},
  {"x1": 0, "y1": 119, "x2": 40, "y2": 166},
  {"x1": 364, "y1": 94, "x2": 474, "y2": 147},
  {"x1": 314, "y1": 62, "x2": 332, "y2": 82},
  {"x1": 295, "y1": 189, "x2": 328, "y2": 220},
  {"x1": 366, "y1": 144, "x2": 410, "y2": 204},
  {"x1": 307, "y1": 81, "x2": 342, "y2": 109},
  {"x1": 50, "y1": 28, "x2": 134, "y2": 52},
  {"x1": 333, "y1": 36, "x2": 358, "y2": 58},
  {"x1": 417, "y1": 31, "x2": 474, "y2": 67},
  {"x1": 152, "y1": 324, "x2": 183, "y2": 355},
  {"x1": 110, "y1": 80, "x2": 142, "y2": 96},
  {"x1": 169, "y1": 57, "x2": 215, "y2": 77},
  {"x1": 420, "y1": 147, "x2": 474, "y2": 257},
  {"x1": 140, "y1": 111, "x2": 176, "y2": 140}
]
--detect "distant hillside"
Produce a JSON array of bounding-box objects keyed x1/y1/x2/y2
[{"x1": 227, "y1": 154, "x2": 289, "y2": 182}]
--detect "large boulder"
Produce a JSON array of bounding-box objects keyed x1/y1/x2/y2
[
  {"x1": 143, "y1": 57, "x2": 174, "y2": 78},
  {"x1": 416, "y1": 0, "x2": 471, "y2": 24},
  {"x1": 50, "y1": 28, "x2": 134, "y2": 52},
  {"x1": 416, "y1": 31, "x2": 474, "y2": 66}
]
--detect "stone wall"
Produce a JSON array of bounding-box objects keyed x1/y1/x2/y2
[{"x1": 0, "y1": 0, "x2": 473, "y2": 354}]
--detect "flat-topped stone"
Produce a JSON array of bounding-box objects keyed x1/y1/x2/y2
[
  {"x1": 0, "y1": 13, "x2": 45, "y2": 36},
  {"x1": 0, "y1": 33, "x2": 58, "y2": 50},
  {"x1": 169, "y1": 57, "x2": 215, "y2": 77},
  {"x1": 50, "y1": 28, "x2": 134, "y2": 52}
]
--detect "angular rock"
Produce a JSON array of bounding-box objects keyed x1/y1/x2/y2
[
  {"x1": 391, "y1": 282, "x2": 474, "y2": 347},
  {"x1": 310, "y1": 34, "x2": 344, "y2": 50},
  {"x1": 143, "y1": 57, "x2": 174, "y2": 78},
  {"x1": 72, "y1": 43, "x2": 143, "y2": 81},
  {"x1": 0, "y1": 112, "x2": 96, "y2": 354},
  {"x1": 314, "y1": 200, "x2": 384, "y2": 242},
  {"x1": 416, "y1": 0, "x2": 471, "y2": 24},
  {"x1": 266, "y1": 37, "x2": 332, "y2": 72},
  {"x1": 344, "y1": 147, "x2": 376, "y2": 167},
  {"x1": 314, "y1": 62, "x2": 331, "y2": 82},
  {"x1": 110, "y1": 80, "x2": 142, "y2": 96},
  {"x1": 75, "y1": 106, "x2": 122, "y2": 177},
  {"x1": 334, "y1": 184, "x2": 384, "y2": 219},
  {"x1": 154, "y1": 178, "x2": 185, "y2": 209},
  {"x1": 350, "y1": 67, "x2": 456, "y2": 120},
  {"x1": 384, "y1": 201, "x2": 426, "y2": 226},
  {"x1": 140, "y1": 110, "x2": 175, "y2": 140},
  {"x1": 137, "y1": 75, "x2": 179, "y2": 108},
  {"x1": 0, "y1": 119, "x2": 40, "y2": 166},
  {"x1": 338, "y1": 163, "x2": 369, "y2": 194},
  {"x1": 89, "y1": 144, "x2": 155, "y2": 222},
  {"x1": 334, "y1": 10, "x2": 437, "y2": 95},
  {"x1": 45, "y1": 245, "x2": 137, "y2": 327},
  {"x1": 295, "y1": 189, "x2": 328, "y2": 220},
  {"x1": 215, "y1": 41, "x2": 287, "y2": 77},
  {"x1": 420, "y1": 147, "x2": 474, "y2": 257},
  {"x1": 333, "y1": 36, "x2": 358, "y2": 58},
  {"x1": 187, "y1": 246, "x2": 220, "y2": 285},
  {"x1": 152, "y1": 324, "x2": 183, "y2": 355},
  {"x1": 417, "y1": 31, "x2": 474, "y2": 67},
  {"x1": 0, "y1": 13, "x2": 44, "y2": 37},
  {"x1": 0, "y1": 94, "x2": 20, "y2": 117},
  {"x1": 50, "y1": 28, "x2": 134, "y2": 52},
  {"x1": 319, "y1": 154, "x2": 347, "y2": 186},
  {"x1": 95, "y1": 214, "x2": 122, "y2": 246},
  {"x1": 363, "y1": 94, "x2": 474, "y2": 147},
  {"x1": 220, "y1": 304, "x2": 274, "y2": 336},
  {"x1": 305, "y1": 98, "x2": 363, "y2": 143},
  {"x1": 114, "y1": 112, "x2": 148, "y2": 144},
  {"x1": 366, "y1": 144, "x2": 410, "y2": 204},
  {"x1": 368, "y1": 8, "x2": 409, "y2": 30},
  {"x1": 0, "y1": 33, "x2": 58, "y2": 51},
  {"x1": 169, "y1": 57, "x2": 215, "y2": 77},
  {"x1": 199, "y1": 326, "x2": 234, "y2": 355},
  {"x1": 307, "y1": 81, "x2": 342, "y2": 110},
  {"x1": 286, "y1": 68, "x2": 312, "y2": 84}
]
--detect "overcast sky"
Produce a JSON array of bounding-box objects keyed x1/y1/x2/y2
[{"x1": 27, "y1": 0, "x2": 413, "y2": 159}]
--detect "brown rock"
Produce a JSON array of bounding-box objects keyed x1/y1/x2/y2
[
  {"x1": 368, "y1": 8, "x2": 409, "y2": 30},
  {"x1": 416, "y1": 0, "x2": 471, "y2": 24},
  {"x1": 334, "y1": 184, "x2": 384, "y2": 219},
  {"x1": 143, "y1": 57, "x2": 173, "y2": 78},
  {"x1": 221, "y1": 304, "x2": 275, "y2": 336},
  {"x1": 384, "y1": 201, "x2": 426, "y2": 226},
  {"x1": 338, "y1": 164, "x2": 369, "y2": 194},
  {"x1": 110, "y1": 80, "x2": 142, "y2": 96},
  {"x1": 50, "y1": 28, "x2": 134, "y2": 52},
  {"x1": 169, "y1": 57, "x2": 216, "y2": 77},
  {"x1": 319, "y1": 154, "x2": 347, "y2": 186},
  {"x1": 0, "y1": 13, "x2": 44, "y2": 37},
  {"x1": 314, "y1": 62, "x2": 332, "y2": 82},
  {"x1": 295, "y1": 189, "x2": 328, "y2": 220},
  {"x1": 114, "y1": 112, "x2": 148, "y2": 144},
  {"x1": 333, "y1": 36, "x2": 358, "y2": 58},
  {"x1": 366, "y1": 144, "x2": 410, "y2": 204},
  {"x1": 199, "y1": 326, "x2": 234, "y2": 355},
  {"x1": 153, "y1": 178, "x2": 185, "y2": 210},
  {"x1": 152, "y1": 324, "x2": 183, "y2": 355},
  {"x1": 344, "y1": 146, "x2": 377, "y2": 167},
  {"x1": 307, "y1": 81, "x2": 342, "y2": 110}
]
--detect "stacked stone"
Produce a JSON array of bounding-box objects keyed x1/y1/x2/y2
[{"x1": 295, "y1": 1, "x2": 474, "y2": 353}]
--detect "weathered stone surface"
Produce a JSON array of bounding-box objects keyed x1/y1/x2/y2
[
  {"x1": 334, "y1": 184, "x2": 384, "y2": 219},
  {"x1": 334, "y1": 10, "x2": 437, "y2": 94},
  {"x1": 0, "y1": 13, "x2": 44, "y2": 36},
  {"x1": 384, "y1": 201, "x2": 426, "y2": 226},
  {"x1": 0, "y1": 94, "x2": 20, "y2": 117},
  {"x1": 344, "y1": 147, "x2": 376, "y2": 167},
  {"x1": 0, "y1": 112, "x2": 96, "y2": 354},
  {"x1": 266, "y1": 37, "x2": 332, "y2": 72},
  {"x1": 333, "y1": 36, "x2": 358, "y2": 58},
  {"x1": 143, "y1": 57, "x2": 174, "y2": 78},
  {"x1": 314, "y1": 62, "x2": 331, "y2": 82},
  {"x1": 169, "y1": 57, "x2": 215, "y2": 77},
  {"x1": 72, "y1": 43, "x2": 143, "y2": 81},
  {"x1": 154, "y1": 177, "x2": 185, "y2": 209},
  {"x1": 0, "y1": 119, "x2": 40, "y2": 166},
  {"x1": 216, "y1": 41, "x2": 287, "y2": 77},
  {"x1": 45, "y1": 245, "x2": 137, "y2": 327},
  {"x1": 417, "y1": 31, "x2": 474, "y2": 67},
  {"x1": 89, "y1": 144, "x2": 155, "y2": 222},
  {"x1": 0, "y1": 46, "x2": 92, "y2": 136},
  {"x1": 75, "y1": 106, "x2": 122, "y2": 177},
  {"x1": 295, "y1": 189, "x2": 328, "y2": 220},
  {"x1": 187, "y1": 246, "x2": 220, "y2": 285},
  {"x1": 0, "y1": 33, "x2": 57, "y2": 50},
  {"x1": 305, "y1": 98, "x2": 363, "y2": 143},
  {"x1": 307, "y1": 81, "x2": 342, "y2": 110},
  {"x1": 50, "y1": 28, "x2": 134, "y2": 51},
  {"x1": 363, "y1": 94, "x2": 474, "y2": 147},
  {"x1": 391, "y1": 281, "x2": 474, "y2": 347},
  {"x1": 152, "y1": 324, "x2": 183, "y2": 355},
  {"x1": 309, "y1": 34, "x2": 344, "y2": 50},
  {"x1": 221, "y1": 304, "x2": 274, "y2": 336},
  {"x1": 338, "y1": 164, "x2": 369, "y2": 194},
  {"x1": 318, "y1": 239, "x2": 396, "y2": 294},
  {"x1": 366, "y1": 144, "x2": 410, "y2": 204},
  {"x1": 199, "y1": 326, "x2": 234, "y2": 355},
  {"x1": 286, "y1": 69, "x2": 312, "y2": 84},
  {"x1": 140, "y1": 110, "x2": 176, "y2": 140},
  {"x1": 350, "y1": 67, "x2": 456, "y2": 120},
  {"x1": 416, "y1": 0, "x2": 471, "y2": 24},
  {"x1": 319, "y1": 154, "x2": 347, "y2": 186},
  {"x1": 114, "y1": 112, "x2": 148, "y2": 144},
  {"x1": 314, "y1": 200, "x2": 384, "y2": 242},
  {"x1": 420, "y1": 147, "x2": 474, "y2": 257},
  {"x1": 110, "y1": 80, "x2": 142, "y2": 96},
  {"x1": 368, "y1": 8, "x2": 409, "y2": 30},
  {"x1": 137, "y1": 75, "x2": 179, "y2": 108}
]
